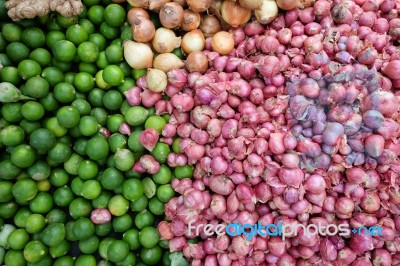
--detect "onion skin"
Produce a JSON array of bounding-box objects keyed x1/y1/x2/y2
[
  {"x1": 153, "y1": 53, "x2": 185, "y2": 72},
  {"x1": 123, "y1": 40, "x2": 153, "y2": 69},
  {"x1": 238, "y1": 0, "x2": 263, "y2": 10},
  {"x1": 152, "y1": 27, "x2": 182, "y2": 53},
  {"x1": 221, "y1": 1, "x2": 251, "y2": 28},
  {"x1": 276, "y1": 0, "x2": 300, "y2": 10},
  {"x1": 211, "y1": 31, "x2": 235, "y2": 55},
  {"x1": 127, "y1": 7, "x2": 150, "y2": 25},
  {"x1": 160, "y1": 2, "x2": 184, "y2": 29},
  {"x1": 186, "y1": 0, "x2": 212, "y2": 13},
  {"x1": 131, "y1": 18, "x2": 156, "y2": 43},
  {"x1": 200, "y1": 15, "x2": 222, "y2": 37},
  {"x1": 181, "y1": 29, "x2": 206, "y2": 55},
  {"x1": 181, "y1": 9, "x2": 201, "y2": 31},
  {"x1": 186, "y1": 51, "x2": 208, "y2": 73}
]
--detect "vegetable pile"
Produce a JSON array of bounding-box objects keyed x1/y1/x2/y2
[{"x1": 1, "y1": 0, "x2": 400, "y2": 265}]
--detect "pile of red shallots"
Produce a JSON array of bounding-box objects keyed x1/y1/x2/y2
[{"x1": 125, "y1": 0, "x2": 400, "y2": 265}]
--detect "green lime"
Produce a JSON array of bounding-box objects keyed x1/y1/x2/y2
[
  {"x1": 105, "y1": 44, "x2": 123, "y2": 63},
  {"x1": 107, "y1": 240, "x2": 129, "y2": 263},
  {"x1": 132, "y1": 68, "x2": 147, "y2": 80},
  {"x1": 29, "y1": 48, "x2": 51, "y2": 67},
  {"x1": 148, "y1": 197, "x2": 164, "y2": 215},
  {"x1": 23, "y1": 76, "x2": 49, "y2": 98},
  {"x1": 88, "y1": 88, "x2": 105, "y2": 107},
  {"x1": 27, "y1": 160, "x2": 51, "y2": 181},
  {"x1": 106, "y1": 114, "x2": 124, "y2": 133},
  {"x1": 157, "y1": 184, "x2": 175, "y2": 203},
  {"x1": 64, "y1": 72, "x2": 75, "y2": 84},
  {"x1": 90, "y1": 107, "x2": 108, "y2": 126},
  {"x1": 134, "y1": 209, "x2": 154, "y2": 229},
  {"x1": 7, "y1": 228, "x2": 30, "y2": 250},
  {"x1": 45, "y1": 31, "x2": 65, "y2": 49},
  {"x1": 54, "y1": 256, "x2": 74, "y2": 266},
  {"x1": 78, "y1": 160, "x2": 98, "y2": 180},
  {"x1": 139, "y1": 227, "x2": 160, "y2": 249},
  {"x1": 29, "y1": 192, "x2": 53, "y2": 214},
  {"x1": 86, "y1": 137, "x2": 109, "y2": 160},
  {"x1": 44, "y1": 117, "x2": 67, "y2": 137},
  {"x1": 13, "y1": 207, "x2": 31, "y2": 228},
  {"x1": 80, "y1": 180, "x2": 102, "y2": 199},
  {"x1": 0, "y1": 53, "x2": 12, "y2": 67},
  {"x1": 29, "y1": 128, "x2": 56, "y2": 153},
  {"x1": 96, "y1": 51, "x2": 108, "y2": 69},
  {"x1": 87, "y1": 5, "x2": 105, "y2": 25},
  {"x1": 108, "y1": 133, "x2": 127, "y2": 152},
  {"x1": 64, "y1": 153, "x2": 84, "y2": 175},
  {"x1": 53, "y1": 82, "x2": 76, "y2": 103},
  {"x1": 53, "y1": 186, "x2": 74, "y2": 207},
  {"x1": 19, "y1": 119, "x2": 40, "y2": 135},
  {"x1": 122, "y1": 228, "x2": 140, "y2": 250},
  {"x1": 74, "y1": 72, "x2": 95, "y2": 93},
  {"x1": 23, "y1": 240, "x2": 48, "y2": 263},
  {"x1": 40, "y1": 223, "x2": 65, "y2": 247},
  {"x1": 79, "y1": 116, "x2": 99, "y2": 136},
  {"x1": 122, "y1": 178, "x2": 144, "y2": 201},
  {"x1": 95, "y1": 70, "x2": 110, "y2": 89},
  {"x1": 48, "y1": 142, "x2": 72, "y2": 163},
  {"x1": 102, "y1": 65, "x2": 124, "y2": 86},
  {"x1": 104, "y1": 4, "x2": 126, "y2": 27},
  {"x1": 125, "y1": 106, "x2": 149, "y2": 126},
  {"x1": 99, "y1": 22, "x2": 120, "y2": 40},
  {"x1": 112, "y1": 213, "x2": 133, "y2": 233},
  {"x1": 56, "y1": 14, "x2": 78, "y2": 28},
  {"x1": 72, "y1": 99, "x2": 91, "y2": 116},
  {"x1": 77, "y1": 41, "x2": 99, "y2": 63},
  {"x1": 1, "y1": 103, "x2": 22, "y2": 123},
  {"x1": 0, "y1": 66, "x2": 21, "y2": 85},
  {"x1": 21, "y1": 28, "x2": 45, "y2": 48},
  {"x1": 0, "y1": 125, "x2": 25, "y2": 147},
  {"x1": 2, "y1": 23, "x2": 22, "y2": 42},
  {"x1": 79, "y1": 18, "x2": 95, "y2": 34},
  {"x1": 20, "y1": 101, "x2": 44, "y2": 121},
  {"x1": 11, "y1": 178, "x2": 37, "y2": 204},
  {"x1": 117, "y1": 253, "x2": 137, "y2": 266},
  {"x1": 88, "y1": 33, "x2": 106, "y2": 51},
  {"x1": 11, "y1": 145, "x2": 36, "y2": 168},
  {"x1": 140, "y1": 246, "x2": 162, "y2": 265},
  {"x1": 152, "y1": 164, "x2": 172, "y2": 184},
  {"x1": 92, "y1": 190, "x2": 112, "y2": 209},
  {"x1": 0, "y1": 181, "x2": 13, "y2": 202},
  {"x1": 0, "y1": 201, "x2": 18, "y2": 218},
  {"x1": 49, "y1": 239, "x2": 70, "y2": 258},
  {"x1": 108, "y1": 195, "x2": 129, "y2": 216},
  {"x1": 151, "y1": 142, "x2": 170, "y2": 163},
  {"x1": 114, "y1": 148, "x2": 135, "y2": 171},
  {"x1": 79, "y1": 62, "x2": 97, "y2": 75},
  {"x1": 79, "y1": 235, "x2": 99, "y2": 254},
  {"x1": 56, "y1": 106, "x2": 80, "y2": 128},
  {"x1": 18, "y1": 59, "x2": 41, "y2": 80},
  {"x1": 71, "y1": 177, "x2": 84, "y2": 195},
  {"x1": 0, "y1": 159, "x2": 21, "y2": 180},
  {"x1": 51, "y1": 57, "x2": 72, "y2": 72},
  {"x1": 52, "y1": 40, "x2": 76, "y2": 62},
  {"x1": 103, "y1": 90, "x2": 123, "y2": 110},
  {"x1": 72, "y1": 217, "x2": 95, "y2": 240},
  {"x1": 174, "y1": 165, "x2": 194, "y2": 179},
  {"x1": 4, "y1": 250, "x2": 26, "y2": 266},
  {"x1": 66, "y1": 25, "x2": 88, "y2": 45},
  {"x1": 68, "y1": 197, "x2": 92, "y2": 219},
  {"x1": 46, "y1": 209, "x2": 67, "y2": 224},
  {"x1": 41, "y1": 66, "x2": 64, "y2": 87},
  {"x1": 6, "y1": 42, "x2": 30, "y2": 63},
  {"x1": 98, "y1": 238, "x2": 113, "y2": 260},
  {"x1": 49, "y1": 168, "x2": 69, "y2": 187},
  {"x1": 145, "y1": 115, "x2": 166, "y2": 133}
]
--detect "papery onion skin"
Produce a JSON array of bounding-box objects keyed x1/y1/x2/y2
[
  {"x1": 181, "y1": 29, "x2": 206, "y2": 55},
  {"x1": 146, "y1": 68, "x2": 168, "y2": 93},
  {"x1": 160, "y1": 2, "x2": 184, "y2": 29},
  {"x1": 152, "y1": 27, "x2": 182, "y2": 53},
  {"x1": 255, "y1": 0, "x2": 279, "y2": 24},
  {"x1": 276, "y1": 0, "x2": 300, "y2": 10},
  {"x1": 181, "y1": 9, "x2": 201, "y2": 31},
  {"x1": 221, "y1": 0, "x2": 251, "y2": 28},
  {"x1": 153, "y1": 53, "x2": 185, "y2": 72},
  {"x1": 186, "y1": 0, "x2": 212, "y2": 13},
  {"x1": 123, "y1": 40, "x2": 153, "y2": 69},
  {"x1": 127, "y1": 7, "x2": 150, "y2": 25},
  {"x1": 186, "y1": 51, "x2": 209, "y2": 73},
  {"x1": 127, "y1": 0, "x2": 149, "y2": 8},
  {"x1": 211, "y1": 31, "x2": 235, "y2": 55},
  {"x1": 131, "y1": 18, "x2": 156, "y2": 43},
  {"x1": 238, "y1": 0, "x2": 263, "y2": 10},
  {"x1": 200, "y1": 15, "x2": 222, "y2": 38}
]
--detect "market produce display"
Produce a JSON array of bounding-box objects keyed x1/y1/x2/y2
[{"x1": 1, "y1": 0, "x2": 400, "y2": 265}]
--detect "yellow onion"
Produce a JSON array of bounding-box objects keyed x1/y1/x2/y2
[
  {"x1": 221, "y1": 0, "x2": 251, "y2": 28},
  {"x1": 199, "y1": 15, "x2": 222, "y2": 37},
  {"x1": 132, "y1": 18, "x2": 156, "y2": 43},
  {"x1": 152, "y1": 27, "x2": 182, "y2": 53},
  {"x1": 186, "y1": 51, "x2": 208, "y2": 73},
  {"x1": 123, "y1": 40, "x2": 153, "y2": 69},
  {"x1": 127, "y1": 8, "x2": 150, "y2": 25},
  {"x1": 147, "y1": 68, "x2": 168, "y2": 92},
  {"x1": 173, "y1": 0, "x2": 187, "y2": 7},
  {"x1": 127, "y1": 0, "x2": 149, "y2": 7},
  {"x1": 255, "y1": 0, "x2": 279, "y2": 24},
  {"x1": 181, "y1": 29, "x2": 205, "y2": 55},
  {"x1": 238, "y1": 0, "x2": 263, "y2": 10},
  {"x1": 276, "y1": 0, "x2": 300, "y2": 10},
  {"x1": 181, "y1": 9, "x2": 201, "y2": 31},
  {"x1": 159, "y1": 2, "x2": 184, "y2": 29},
  {"x1": 153, "y1": 53, "x2": 185, "y2": 72},
  {"x1": 149, "y1": 0, "x2": 171, "y2": 12},
  {"x1": 211, "y1": 31, "x2": 234, "y2": 55},
  {"x1": 186, "y1": 0, "x2": 212, "y2": 13}
]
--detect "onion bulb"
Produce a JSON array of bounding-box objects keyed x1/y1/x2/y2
[
  {"x1": 160, "y1": 2, "x2": 184, "y2": 29},
  {"x1": 124, "y1": 40, "x2": 153, "y2": 69},
  {"x1": 181, "y1": 9, "x2": 201, "y2": 31},
  {"x1": 152, "y1": 27, "x2": 182, "y2": 53},
  {"x1": 173, "y1": 0, "x2": 187, "y2": 7},
  {"x1": 147, "y1": 68, "x2": 168, "y2": 92},
  {"x1": 255, "y1": 0, "x2": 279, "y2": 24},
  {"x1": 200, "y1": 15, "x2": 222, "y2": 37},
  {"x1": 153, "y1": 53, "x2": 185, "y2": 72},
  {"x1": 186, "y1": 51, "x2": 208, "y2": 73},
  {"x1": 149, "y1": 0, "x2": 170, "y2": 12},
  {"x1": 127, "y1": 0, "x2": 149, "y2": 7},
  {"x1": 238, "y1": 0, "x2": 263, "y2": 10},
  {"x1": 221, "y1": 0, "x2": 251, "y2": 27},
  {"x1": 181, "y1": 29, "x2": 205, "y2": 55},
  {"x1": 211, "y1": 31, "x2": 234, "y2": 55},
  {"x1": 187, "y1": 0, "x2": 212, "y2": 13},
  {"x1": 276, "y1": 0, "x2": 300, "y2": 10},
  {"x1": 131, "y1": 18, "x2": 156, "y2": 43},
  {"x1": 127, "y1": 8, "x2": 150, "y2": 25}
]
